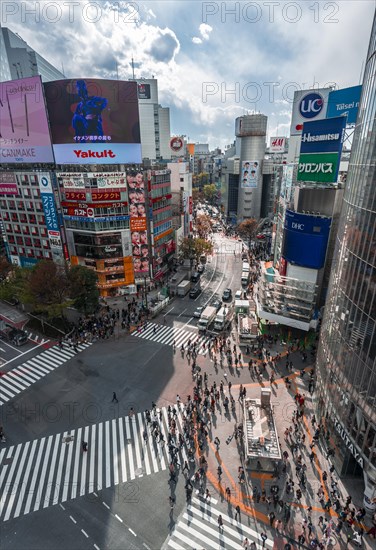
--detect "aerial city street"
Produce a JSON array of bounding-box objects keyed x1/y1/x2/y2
[{"x1": 0, "y1": 2, "x2": 375, "y2": 550}]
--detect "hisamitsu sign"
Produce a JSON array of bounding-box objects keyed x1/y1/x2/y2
[{"x1": 300, "y1": 117, "x2": 346, "y2": 154}]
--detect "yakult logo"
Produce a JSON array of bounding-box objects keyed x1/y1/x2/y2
[
  {"x1": 299, "y1": 92, "x2": 324, "y2": 119},
  {"x1": 73, "y1": 149, "x2": 116, "y2": 158}
]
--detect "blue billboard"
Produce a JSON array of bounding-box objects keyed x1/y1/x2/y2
[
  {"x1": 326, "y1": 86, "x2": 362, "y2": 125},
  {"x1": 39, "y1": 174, "x2": 59, "y2": 231},
  {"x1": 300, "y1": 116, "x2": 346, "y2": 154},
  {"x1": 283, "y1": 210, "x2": 332, "y2": 269}
]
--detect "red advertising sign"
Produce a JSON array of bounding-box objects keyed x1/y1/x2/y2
[
  {"x1": 130, "y1": 217, "x2": 147, "y2": 232},
  {"x1": 169, "y1": 136, "x2": 184, "y2": 152},
  {"x1": 0, "y1": 172, "x2": 18, "y2": 195},
  {"x1": 189, "y1": 196, "x2": 193, "y2": 215},
  {"x1": 91, "y1": 191, "x2": 121, "y2": 201},
  {"x1": 64, "y1": 191, "x2": 86, "y2": 201}
]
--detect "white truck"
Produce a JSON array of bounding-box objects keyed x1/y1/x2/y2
[
  {"x1": 238, "y1": 312, "x2": 258, "y2": 343},
  {"x1": 214, "y1": 306, "x2": 233, "y2": 332},
  {"x1": 177, "y1": 280, "x2": 191, "y2": 297},
  {"x1": 241, "y1": 271, "x2": 249, "y2": 286},
  {"x1": 242, "y1": 262, "x2": 250, "y2": 273},
  {"x1": 197, "y1": 306, "x2": 217, "y2": 332}
]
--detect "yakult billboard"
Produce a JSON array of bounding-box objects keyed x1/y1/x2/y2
[
  {"x1": 44, "y1": 79, "x2": 141, "y2": 164},
  {"x1": 0, "y1": 76, "x2": 54, "y2": 163}
]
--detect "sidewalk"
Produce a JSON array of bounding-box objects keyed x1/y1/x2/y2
[{"x1": 193, "y1": 340, "x2": 374, "y2": 549}]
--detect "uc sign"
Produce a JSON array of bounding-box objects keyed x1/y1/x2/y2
[{"x1": 299, "y1": 92, "x2": 324, "y2": 119}]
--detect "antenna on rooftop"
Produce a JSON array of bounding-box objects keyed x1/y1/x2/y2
[{"x1": 131, "y1": 57, "x2": 135, "y2": 80}]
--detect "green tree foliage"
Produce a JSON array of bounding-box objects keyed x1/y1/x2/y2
[
  {"x1": 237, "y1": 218, "x2": 258, "y2": 241},
  {"x1": 202, "y1": 183, "x2": 217, "y2": 204},
  {"x1": 179, "y1": 237, "x2": 213, "y2": 262},
  {"x1": 28, "y1": 261, "x2": 72, "y2": 318},
  {"x1": 69, "y1": 265, "x2": 99, "y2": 315}
]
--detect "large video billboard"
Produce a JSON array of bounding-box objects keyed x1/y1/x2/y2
[
  {"x1": 326, "y1": 85, "x2": 362, "y2": 125},
  {"x1": 241, "y1": 160, "x2": 259, "y2": 188},
  {"x1": 290, "y1": 88, "x2": 332, "y2": 136},
  {"x1": 44, "y1": 79, "x2": 141, "y2": 164},
  {"x1": 0, "y1": 76, "x2": 54, "y2": 163},
  {"x1": 283, "y1": 210, "x2": 332, "y2": 269}
]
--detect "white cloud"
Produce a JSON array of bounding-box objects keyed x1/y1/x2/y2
[
  {"x1": 192, "y1": 37, "x2": 202, "y2": 44},
  {"x1": 199, "y1": 23, "x2": 213, "y2": 40}
]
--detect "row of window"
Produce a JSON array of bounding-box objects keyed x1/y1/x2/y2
[
  {"x1": 154, "y1": 220, "x2": 172, "y2": 237},
  {"x1": 7, "y1": 235, "x2": 49, "y2": 248},
  {"x1": 8, "y1": 245, "x2": 52, "y2": 260},
  {"x1": 4, "y1": 222, "x2": 47, "y2": 236}
]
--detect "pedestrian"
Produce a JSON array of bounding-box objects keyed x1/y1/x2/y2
[
  {"x1": 218, "y1": 514, "x2": 224, "y2": 531},
  {"x1": 112, "y1": 392, "x2": 118, "y2": 403},
  {"x1": 169, "y1": 495, "x2": 175, "y2": 514},
  {"x1": 243, "y1": 537, "x2": 249, "y2": 549},
  {"x1": 268, "y1": 511, "x2": 275, "y2": 526},
  {"x1": 205, "y1": 488, "x2": 211, "y2": 501},
  {"x1": 235, "y1": 504, "x2": 241, "y2": 521},
  {"x1": 214, "y1": 436, "x2": 220, "y2": 451},
  {"x1": 260, "y1": 532, "x2": 267, "y2": 548},
  {"x1": 82, "y1": 441, "x2": 88, "y2": 452}
]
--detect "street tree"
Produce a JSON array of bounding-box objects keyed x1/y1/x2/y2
[
  {"x1": 0, "y1": 256, "x2": 12, "y2": 283},
  {"x1": 69, "y1": 265, "x2": 99, "y2": 315},
  {"x1": 202, "y1": 183, "x2": 217, "y2": 204},
  {"x1": 237, "y1": 218, "x2": 258, "y2": 241},
  {"x1": 196, "y1": 213, "x2": 212, "y2": 239},
  {"x1": 179, "y1": 237, "x2": 213, "y2": 263},
  {"x1": 28, "y1": 261, "x2": 73, "y2": 318}
]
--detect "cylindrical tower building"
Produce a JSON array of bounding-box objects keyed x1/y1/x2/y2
[
  {"x1": 315, "y1": 13, "x2": 376, "y2": 510},
  {"x1": 235, "y1": 114, "x2": 267, "y2": 221}
]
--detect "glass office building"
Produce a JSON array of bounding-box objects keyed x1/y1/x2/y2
[{"x1": 316, "y1": 14, "x2": 376, "y2": 509}]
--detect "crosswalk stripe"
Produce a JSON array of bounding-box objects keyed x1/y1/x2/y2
[
  {"x1": 0, "y1": 406, "x2": 192, "y2": 522},
  {"x1": 131, "y1": 322, "x2": 213, "y2": 355},
  {"x1": 0, "y1": 343, "x2": 92, "y2": 406}
]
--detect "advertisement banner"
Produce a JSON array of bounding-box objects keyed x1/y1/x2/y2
[
  {"x1": 44, "y1": 79, "x2": 141, "y2": 164},
  {"x1": 91, "y1": 190, "x2": 121, "y2": 201},
  {"x1": 283, "y1": 210, "x2": 332, "y2": 269},
  {"x1": 270, "y1": 137, "x2": 286, "y2": 152},
  {"x1": 39, "y1": 173, "x2": 60, "y2": 231},
  {"x1": 138, "y1": 83, "x2": 151, "y2": 99},
  {"x1": 326, "y1": 85, "x2": 362, "y2": 125},
  {"x1": 97, "y1": 175, "x2": 126, "y2": 188},
  {"x1": 170, "y1": 136, "x2": 184, "y2": 152},
  {"x1": 290, "y1": 88, "x2": 332, "y2": 136},
  {"x1": 127, "y1": 171, "x2": 149, "y2": 274},
  {"x1": 241, "y1": 160, "x2": 259, "y2": 188},
  {"x1": 62, "y1": 177, "x2": 86, "y2": 189},
  {"x1": 64, "y1": 190, "x2": 87, "y2": 201},
  {"x1": 121, "y1": 229, "x2": 132, "y2": 257},
  {"x1": 300, "y1": 116, "x2": 346, "y2": 154},
  {"x1": 297, "y1": 152, "x2": 340, "y2": 183},
  {"x1": 280, "y1": 164, "x2": 294, "y2": 201},
  {"x1": 0, "y1": 172, "x2": 18, "y2": 195},
  {"x1": 0, "y1": 76, "x2": 54, "y2": 163}
]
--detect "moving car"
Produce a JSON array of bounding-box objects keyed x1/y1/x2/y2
[
  {"x1": 189, "y1": 287, "x2": 201, "y2": 299},
  {"x1": 197, "y1": 264, "x2": 205, "y2": 273},
  {"x1": 190, "y1": 272, "x2": 200, "y2": 283},
  {"x1": 0, "y1": 327, "x2": 28, "y2": 346},
  {"x1": 193, "y1": 306, "x2": 204, "y2": 318},
  {"x1": 235, "y1": 290, "x2": 243, "y2": 300},
  {"x1": 210, "y1": 298, "x2": 222, "y2": 311},
  {"x1": 222, "y1": 288, "x2": 232, "y2": 301}
]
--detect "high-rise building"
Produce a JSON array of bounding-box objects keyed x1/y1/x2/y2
[
  {"x1": 315, "y1": 14, "x2": 376, "y2": 510},
  {"x1": 134, "y1": 78, "x2": 171, "y2": 161},
  {"x1": 0, "y1": 26, "x2": 64, "y2": 82},
  {"x1": 235, "y1": 114, "x2": 267, "y2": 222}
]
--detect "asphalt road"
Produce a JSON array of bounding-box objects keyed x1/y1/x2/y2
[{"x1": 0, "y1": 234, "x2": 250, "y2": 550}]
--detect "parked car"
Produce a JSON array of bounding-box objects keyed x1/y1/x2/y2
[
  {"x1": 235, "y1": 290, "x2": 243, "y2": 300},
  {"x1": 189, "y1": 287, "x2": 202, "y2": 299},
  {"x1": 222, "y1": 288, "x2": 232, "y2": 301},
  {"x1": 194, "y1": 306, "x2": 204, "y2": 318}
]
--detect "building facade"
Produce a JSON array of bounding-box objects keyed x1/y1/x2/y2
[
  {"x1": 315, "y1": 14, "x2": 376, "y2": 509},
  {"x1": 0, "y1": 27, "x2": 64, "y2": 82}
]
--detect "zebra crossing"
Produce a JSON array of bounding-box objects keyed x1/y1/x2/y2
[
  {"x1": 0, "y1": 343, "x2": 91, "y2": 406},
  {"x1": 24, "y1": 331, "x2": 50, "y2": 346},
  {"x1": 131, "y1": 322, "x2": 212, "y2": 354},
  {"x1": 164, "y1": 496, "x2": 274, "y2": 550},
  {"x1": 0, "y1": 405, "x2": 189, "y2": 522}
]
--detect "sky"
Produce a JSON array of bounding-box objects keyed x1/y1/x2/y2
[{"x1": 2, "y1": 0, "x2": 375, "y2": 149}]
